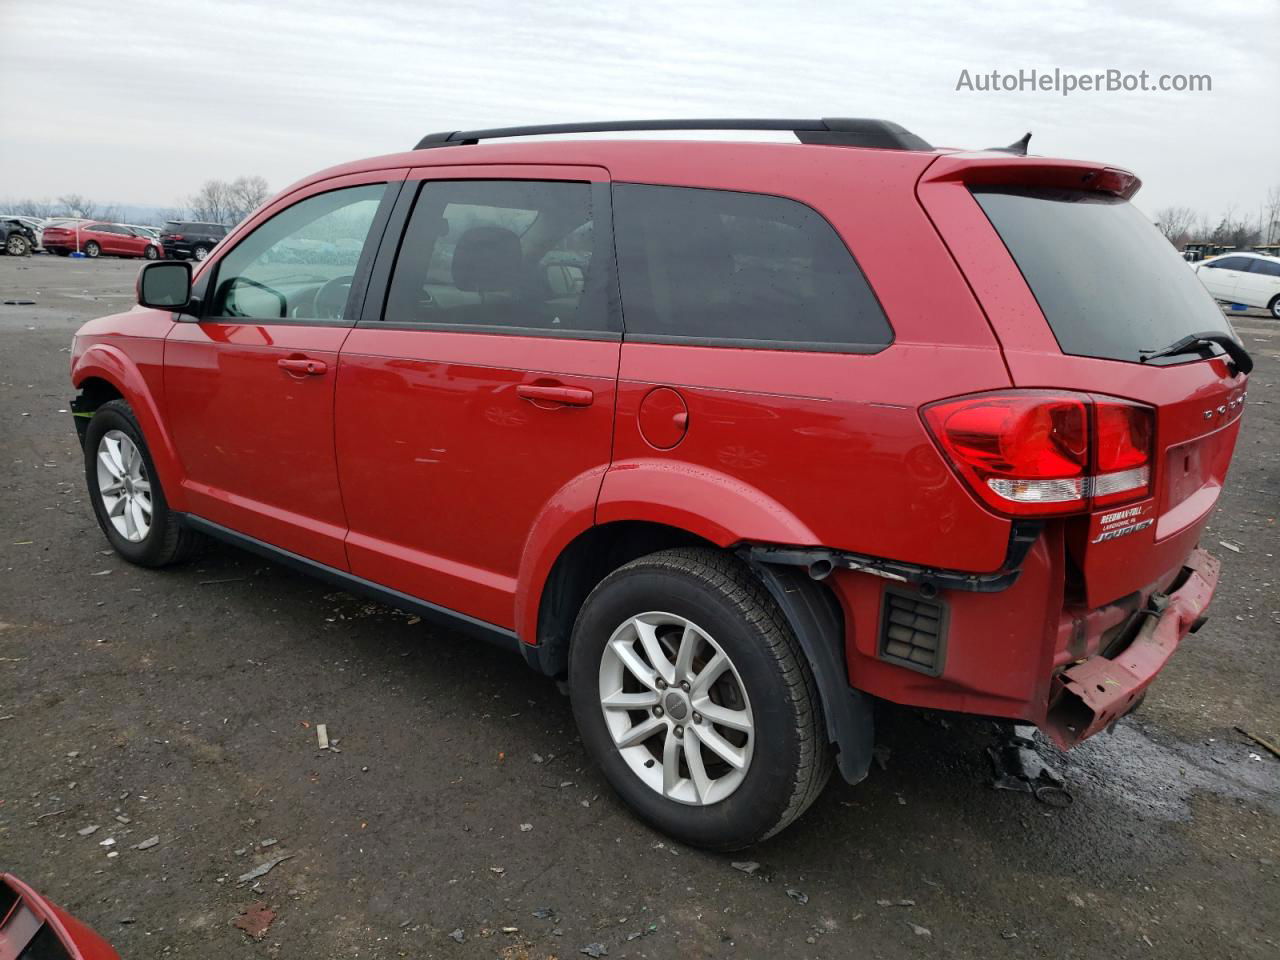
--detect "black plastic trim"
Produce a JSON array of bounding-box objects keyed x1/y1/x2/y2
[
  {"x1": 177, "y1": 514, "x2": 521, "y2": 652},
  {"x1": 415, "y1": 118, "x2": 931, "y2": 152},
  {"x1": 747, "y1": 561, "x2": 874, "y2": 785},
  {"x1": 745, "y1": 521, "x2": 1043, "y2": 595},
  {"x1": 621, "y1": 333, "x2": 891, "y2": 354},
  {"x1": 877, "y1": 587, "x2": 949, "y2": 677}
]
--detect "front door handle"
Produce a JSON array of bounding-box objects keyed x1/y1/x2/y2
[
  {"x1": 516, "y1": 383, "x2": 594, "y2": 407},
  {"x1": 278, "y1": 357, "x2": 327, "y2": 376}
]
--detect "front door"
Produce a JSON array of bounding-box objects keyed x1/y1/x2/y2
[
  {"x1": 336, "y1": 167, "x2": 619, "y2": 629},
  {"x1": 163, "y1": 173, "x2": 401, "y2": 568}
]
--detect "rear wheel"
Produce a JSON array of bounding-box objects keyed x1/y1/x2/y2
[
  {"x1": 569, "y1": 548, "x2": 831, "y2": 850},
  {"x1": 1269, "y1": 295, "x2": 1280, "y2": 320},
  {"x1": 84, "y1": 400, "x2": 202, "y2": 567},
  {"x1": 4, "y1": 234, "x2": 30, "y2": 256},
  {"x1": 84, "y1": 240, "x2": 100, "y2": 258}
]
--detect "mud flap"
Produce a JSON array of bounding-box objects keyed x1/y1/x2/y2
[{"x1": 748, "y1": 561, "x2": 875, "y2": 785}]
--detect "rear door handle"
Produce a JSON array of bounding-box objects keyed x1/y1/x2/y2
[
  {"x1": 278, "y1": 357, "x2": 327, "y2": 376},
  {"x1": 516, "y1": 383, "x2": 594, "y2": 407}
]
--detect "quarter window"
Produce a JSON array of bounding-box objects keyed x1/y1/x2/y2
[
  {"x1": 210, "y1": 183, "x2": 386, "y2": 321},
  {"x1": 1247, "y1": 258, "x2": 1280, "y2": 277},
  {"x1": 612, "y1": 184, "x2": 892, "y2": 350},
  {"x1": 384, "y1": 179, "x2": 610, "y2": 334},
  {"x1": 1205, "y1": 256, "x2": 1250, "y2": 270}
]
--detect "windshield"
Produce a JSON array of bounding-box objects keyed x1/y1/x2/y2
[{"x1": 972, "y1": 187, "x2": 1234, "y2": 364}]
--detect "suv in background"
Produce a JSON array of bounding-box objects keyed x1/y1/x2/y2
[
  {"x1": 68, "y1": 118, "x2": 1250, "y2": 849},
  {"x1": 1195, "y1": 251, "x2": 1280, "y2": 318},
  {"x1": 158, "y1": 220, "x2": 229, "y2": 261}
]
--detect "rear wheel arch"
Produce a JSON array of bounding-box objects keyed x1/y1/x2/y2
[
  {"x1": 533, "y1": 520, "x2": 714, "y2": 678},
  {"x1": 532, "y1": 522, "x2": 874, "y2": 786}
]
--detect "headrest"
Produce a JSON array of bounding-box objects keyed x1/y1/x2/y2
[{"x1": 452, "y1": 225, "x2": 523, "y2": 293}]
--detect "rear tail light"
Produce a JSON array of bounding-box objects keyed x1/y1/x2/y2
[{"x1": 923, "y1": 391, "x2": 1154, "y2": 517}]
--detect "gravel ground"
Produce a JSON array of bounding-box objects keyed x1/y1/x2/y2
[{"x1": 1, "y1": 255, "x2": 1277, "y2": 959}]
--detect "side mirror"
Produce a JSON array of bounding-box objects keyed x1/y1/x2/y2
[{"x1": 137, "y1": 260, "x2": 192, "y2": 310}]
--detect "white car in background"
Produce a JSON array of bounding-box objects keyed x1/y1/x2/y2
[{"x1": 1194, "y1": 252, "x2": 1280, "y2": 318}]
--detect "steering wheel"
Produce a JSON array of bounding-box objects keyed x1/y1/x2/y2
[{"x1": 313, "y1": 275, "x2": 355, "y2": 320}]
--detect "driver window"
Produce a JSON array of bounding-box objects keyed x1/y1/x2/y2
[{"x1": 210, "y1": 183, "x2": 386, "y2": 321}]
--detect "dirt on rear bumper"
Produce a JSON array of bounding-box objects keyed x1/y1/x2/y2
[{"x1": 1043, "y1": 546, "x2": 1220, "y2": 749}]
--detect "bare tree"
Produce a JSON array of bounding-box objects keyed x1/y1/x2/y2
[
  {"x1": 1154, "y1": 205, "x2": 1197, "y2": 247},
  {"x1": 227, "y1": 175, "x2": 271, "y2": 223},
  {"x1": 0, "y1": 198, "x2": 57, "y2": 218},
  {"x1": 186, "y1": 180, "x2": 233, "y2": 224},
  {"x1": 1263, "y1": 185, "x2": 1280, "y2": 245},
  {"x1": 186, "y1": 175, "x2": 270, "y2": 225},
  {"x1": 56, "y1": 193, "x2": 99, "y2": 219}
]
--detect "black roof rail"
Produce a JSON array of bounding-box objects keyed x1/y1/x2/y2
[{"x1": 413, "y1": 118, "x2": 932, "y2": 152}]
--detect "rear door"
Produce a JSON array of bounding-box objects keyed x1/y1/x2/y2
[
  {"x1": 1235, "y1": 257, "x2": 1280, "y2": 310},
  {"x1": 1197, "y1": 255, "x2": 1250, "y2": 302},
  {"x1": 335, "y1": 165, "x2": 619, "y2": 629},
  {"x1": 920, "y1": 159, "x2": 1248, "y2": 607},
  {"x1": 163, "y1": 171, "x2": 403, "y2": 568}
]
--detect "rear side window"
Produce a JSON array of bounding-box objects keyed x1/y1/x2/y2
[
  {"x1": 384, "y1": 179, "x2": 611, "y2": 334},
  {"x1": 973, "y1": 187, "x2": 1234, "y2": 364},
  {"x1": 1205, "y1": 256, "x2": 1250, "y2": 270},
  {"x1": 612, "y1": 184, "x2": 891, "y2": 351},
  {"x1": 1248, "y1": 258, "x2": 1280, "y2": 277}
]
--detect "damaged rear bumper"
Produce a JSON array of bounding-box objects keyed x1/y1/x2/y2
[{"x1": 1042, "y1": 546, "x2": 1219, "y2": 749}]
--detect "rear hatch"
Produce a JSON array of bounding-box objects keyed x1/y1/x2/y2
[{"x1": 919, "y1": 155, "x2": 1248, "y2": 607}]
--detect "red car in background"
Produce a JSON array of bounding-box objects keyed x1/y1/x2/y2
[{"x1": 41, "y1": 222, "x2": 163, "y2": 259}]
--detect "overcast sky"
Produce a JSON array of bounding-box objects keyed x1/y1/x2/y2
[{"x1": 1, "y1": 0, "x2": 1277, "y2": 224}]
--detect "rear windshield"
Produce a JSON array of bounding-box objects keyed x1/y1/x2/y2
[{"x1": 972, "y1": 187, "x2": 1234, "y2": 364}]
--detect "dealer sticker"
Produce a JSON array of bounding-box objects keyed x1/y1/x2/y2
[{"x1": 1089, "y1": 503, "x2": 1155, "y2": 544}]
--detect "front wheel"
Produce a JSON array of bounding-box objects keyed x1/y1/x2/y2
[
  {"x1": 84, "y1": 400, "x2": 202, "y2": 566},
  {"x1": 144, "y1": 244, "x2": 159, "y2": 260},
  {"x1": 569, "y1": 548, "x2": 832, "y2": 850},
  {"x1": 5, "y1": 234, "x2": 30, "y2": 256},
  {"x1": 193, "y1": 244, "x2": 209, "y2": 261},
  {"x1": 84, "y1": 240, "x2": 100, "y2": 258},
  {"x1": 1270, "y1": 295, "x2": 1280, "y2": 320}
]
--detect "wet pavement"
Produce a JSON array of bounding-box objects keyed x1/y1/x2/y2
[{"x1": 1, "y1": 256, "x2": 1277, "y2": 958}]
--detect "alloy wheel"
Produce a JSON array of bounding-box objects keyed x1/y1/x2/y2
[
  {"x1": 96, "y1": 429, "x2": 152, "y2": 542},
  {"x1": 598, "y1": 611, "x2": 754, "y2": 806}
]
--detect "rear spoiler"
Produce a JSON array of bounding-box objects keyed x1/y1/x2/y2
[{"x1": 921, "y1": 154, "x2": 1142, "y2": 199}]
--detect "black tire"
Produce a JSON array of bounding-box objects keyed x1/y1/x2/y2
[
  {"x1": 569, "y1": 548, "x2": 832, "y2": 850},
  {"x1": 193, "y1": 244, "x2": 209, "y2": 261},
  {"x1": 1269, "y1": 295, "x2": 1280, "y2": 320},
  {"x1": 4, "y1": 234, "x2": 31, "y2": 256},
  {"x1": 144, "y1": 244, "x2": 159, "y2": 260},
  {"x1": 83, "y1": 399, "x2": 203, "y2": 567},
  {"x1": 84, "y1": 240, "x2": 100, "y2": 258}
]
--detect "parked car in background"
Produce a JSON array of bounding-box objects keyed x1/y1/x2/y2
[
  {"x1": 41, "y1": 222, "x2": 163, "y2": 259},
  {"x1": 1, "y1": 217, "x2": 38, "y2": 256},
  {"x1": 158, "y1": 220, "x2": 229, "y2": 260},
  {"x1": 69, "y1": 118, "x2": 1251, "y2": 849},
  {"x1": 0, "y1": 214, "x2": 46, "y2": 250},
  {"x1": 1195, "y1": 251, "x2": 1280, "y2": 317},
  {"x1": 125, "y1": 223, "x2": 162, "y2": 240}
]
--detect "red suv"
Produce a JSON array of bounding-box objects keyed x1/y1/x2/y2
[{"x1": 69, "y1": 119, "x2": 1250, "y2": 849}]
